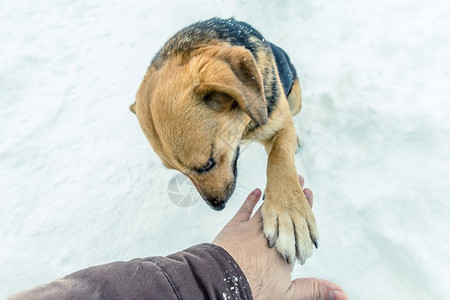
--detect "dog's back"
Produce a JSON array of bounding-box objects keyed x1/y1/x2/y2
[{"x1": 151, "y1": 18, "x2": 268, "y2": 69}]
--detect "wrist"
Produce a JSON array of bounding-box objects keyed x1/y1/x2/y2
[{"x1": 213, "y1": 241, "x2": 263, "y2": 298}]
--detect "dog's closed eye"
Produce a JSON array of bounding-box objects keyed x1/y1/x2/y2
[{"x1": 196, "y1": 157, "x2": 216, "y2": 174}]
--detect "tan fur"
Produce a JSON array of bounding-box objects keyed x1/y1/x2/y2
[
  {"x1": 133, "y1": 37, "x2": 317, "y2": 264},
  {"x1": 287, "y1": 78, "x2": 302, "y2": 116}
]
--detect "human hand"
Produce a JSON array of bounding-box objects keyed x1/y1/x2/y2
[{"x1": 213, "y1": 175, "x2": 348, "y2": 300}]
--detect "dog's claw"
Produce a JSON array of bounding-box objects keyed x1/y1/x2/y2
[
  {"x1": 313, "y1": 239, "x2": 318, "y2": 249},
  {"x1": 298, "y1": 255, "x2": 305, "y2": 265},
  {"x1": 285, "y1": 254, "x2": 292, "y2": 265},
  {"x1": 268, "y1": 237, "x2": 276, "y2": 248}
]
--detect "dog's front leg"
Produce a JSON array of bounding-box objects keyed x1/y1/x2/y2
[{"x1": 262, "y1": 123, "x2": 318, "y2": 265}]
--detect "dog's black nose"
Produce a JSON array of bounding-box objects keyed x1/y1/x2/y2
[{"x1": 207, "y1": 199, "x2": 227, "y2": 211}]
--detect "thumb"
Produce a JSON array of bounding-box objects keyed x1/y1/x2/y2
[
  {"x1": 288, "y1": 278, "x2": 348, "y2": 300},
  {"x1": 230, "y1": 188, "x2": 262, "y2": 223}
]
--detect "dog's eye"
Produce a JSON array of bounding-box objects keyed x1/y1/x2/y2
[{"x1": 196, "y1": 158, "x2": 216, "y2": 174}]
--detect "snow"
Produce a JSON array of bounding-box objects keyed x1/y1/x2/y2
[{"x1": 1, "y1": 0, "x2": 449, "y2": 299}]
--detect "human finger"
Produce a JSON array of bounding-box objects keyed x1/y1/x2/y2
[
  {"x1": 287, "y1": 277, "x2": 348, "y2": 300},
  {"x1": 231, "y1": 188, "x2": 262, "y2": 223},
  {"x1": 303, "y1": 188, "x2": 313, "y2": 208},
  {"x1": 298, "y1": 175, "x2": 305, "y2": 188}
]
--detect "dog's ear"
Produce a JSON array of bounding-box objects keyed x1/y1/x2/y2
[
  {"x1": 201, "y1": 91, "x2": 236, "y2": 112},
  {"x1": 129, "y1": 102, "x2": 136, "y2": 114},
  {"x1": 200, "y1": 46, "x2": 268, "y2": 125}
]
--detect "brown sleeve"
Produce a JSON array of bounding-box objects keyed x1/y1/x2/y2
[{"x1": 9, "y1": 243, "x2": 253, "y2": 300}]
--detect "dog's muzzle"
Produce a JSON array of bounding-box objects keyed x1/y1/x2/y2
[
  {"x1": 204, "y1": 146, "x2": 240, "y2": 211},
  {"x1": 206, "y1": 199, "x2": 227, "y2": 211}
]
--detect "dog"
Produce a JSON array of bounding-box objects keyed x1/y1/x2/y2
[{"x1": 130, "y1": 18, "x2": 318, "y2": 264}]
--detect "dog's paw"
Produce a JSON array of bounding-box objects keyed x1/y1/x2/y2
[{"x1": 261, "y1": 191, "x2": 318, "y2": 265}]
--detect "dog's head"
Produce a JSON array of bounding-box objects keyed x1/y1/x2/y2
[{"x1": 131, "y1": 45, "x2": 267, "y2": 210}]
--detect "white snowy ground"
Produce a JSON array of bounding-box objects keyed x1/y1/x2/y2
[{"x1": 1, "y1": 0, "x2": 449, "y2": 299}]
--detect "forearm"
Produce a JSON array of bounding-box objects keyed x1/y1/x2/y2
[{"x1": 9, "y1": 243, "x2": 252, "y2": 300}]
